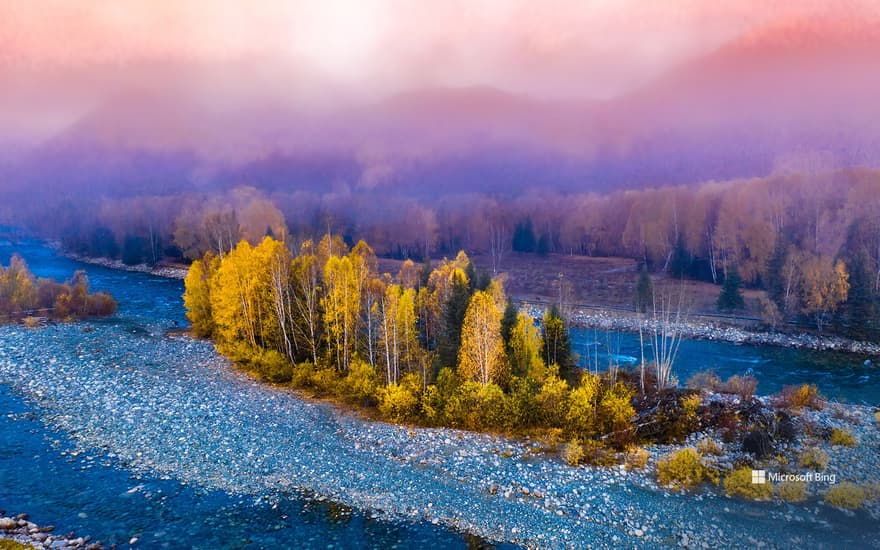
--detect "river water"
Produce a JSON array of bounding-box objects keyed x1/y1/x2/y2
[{"x1": 1, "y1": 239, "x2": 878, "y2": 548}]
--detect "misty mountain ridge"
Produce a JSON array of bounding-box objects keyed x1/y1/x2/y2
[{"x1": 4, "y1": 16, "x2": 880, "y2": 198}]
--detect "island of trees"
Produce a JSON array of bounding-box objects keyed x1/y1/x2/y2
[{"x1": 0, "y1": 254, "x2": 117, "y2": 323}]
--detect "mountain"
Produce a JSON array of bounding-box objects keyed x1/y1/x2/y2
[{"x1": 4, "y1": 17, "x2": 880, "y2": 198}]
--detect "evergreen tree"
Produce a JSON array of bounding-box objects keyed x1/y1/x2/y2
[
  {"x1": 438, "y1": 271, "x2": 470, "y2": 368},
  {"x1": 840, "y1": 247, "x2": 877, "y2": 338},
  {"x1": 765, "y1": 238, "x2": 788, "y2": 310},
  {"x1": 122, "y1": 234, "x2": 146, "y2": 265},
  {"x1": 500, "y1": 300, "x2": 518, "y2": 352},
  {"x1": 634, "y1": 263, "x2": 653, "y2": 313},
  {"x1": 668, "y1": 236, "x2": 691, "y2": 278},
  {"x1": 717, "y1": 266, "x2": 746, "y2": 312},
  {"x1": 536, "y1": 233, "x2": 550, "y2": 256},
  {"x1": 512, "y1": 218, "x2": 536, "y2": 252},
  {"x1": 542, "y1": 305, "x2": 575, "y2": 382}
]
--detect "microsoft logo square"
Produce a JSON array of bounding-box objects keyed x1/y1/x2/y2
[{"x1": 751, "y1": 470, "x2": 766, "y2": 484}]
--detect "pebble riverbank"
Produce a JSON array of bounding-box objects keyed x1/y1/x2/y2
[
  {"x1": 2, "y1": 321, "x2": 879, "y2": 548},
  {"x1": 0, "y1": 513, "x2": 101, "y2": 549}
]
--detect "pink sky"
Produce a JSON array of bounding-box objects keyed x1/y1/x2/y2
[
  {"x1": 2, "y1": 0, "x2": 879, "y2": 150},
  {"x1": 3, "y1": 0, "x2": 878, "y2": 99}
]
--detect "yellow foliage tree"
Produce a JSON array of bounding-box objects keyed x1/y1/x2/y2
[
  {"x1": 458, "y1": 290, "x2": 505, "y2": 385},
  {"x1": 509, "y1": 312, "x2": 546, "y2": 381},
  {"x1": 323, "y1": 254, "x2": 361, "y2": 371},
  {"x1": 183, "y1": 253, "x2": 217, "y2": 337},
  {"x1": 800, "y1": 256, "x2": 850, "y2": 330}
]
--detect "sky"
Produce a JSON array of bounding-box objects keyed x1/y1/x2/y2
[
  {"x1": 1, "y1": 0, "x2": 878, "y2": 150},
  {"x1": 3, "y1": 0, "x2": 878, "y2": 99}
]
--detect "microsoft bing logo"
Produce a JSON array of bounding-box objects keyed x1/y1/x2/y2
[{"x1": 751, "y1": 470, "x2": 766, "y2": 484}]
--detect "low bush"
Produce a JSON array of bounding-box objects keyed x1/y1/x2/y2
[
  {"x1": 798, "y1": 448, "x2": 830, "y2": 471},
  {"x1": 291, "y1": 362, "x2": 315, "y2": 388},
  {"x1": 536, "y1": 376, "x2": 570, "y2": 428},
  {"x1": 697, "y1": 438, "x2": 724, "y2": 456},
  {"x1": 581, "y1": 439, "x2": 616, "y2": 467},
  {"x1": 253, "y1": 349, "x2": 293, "y2": 383},
  {"x1": 776, "y1": 481, "x2": 808, "y2": 502},
  {"x1": 829, "y1": 428, "x2": 858, "y2": 447},
  {"x1": 824, "y1": 482, "x2": 866, "y2": 510},
  {"x1": 566, "y1": 374, "x2": 601, "y2": 437},
  {"x1": 775, "y1": 384, "x2": 824, "y2": 412},
  {"x1": 723, "y1": 467, "x2": 773, "y2": 500},
  {"x1": 656, "y1": 448, "x2": 717, "y2": 491},
  {"x1": 343, "y1": 359, "x2": 379, "y2": 405},
  {"x1": 624, "y1": 446, "x2": 650, "y2": 469},
  {"x1": 311, "y1": 367, "x2": 341, "y2": 396},
  {"x1": 598, "y1": 382, "x2": 636, "y2": 448},
  {"x1": 721, "y1": 375, "x2": 758, "y2": 401},
  {"x1": 686, "y1": 370, "x2": 721, "y2": 393},
  {"x1": 377, "y1": 375, "x2": 421, "y2": 423},
  {"x1": 22, "y1": 316, "x2": 42, "y2": 328},
  {"x1": 562, "y1": 439, "x2": 585, "y2": 466}
]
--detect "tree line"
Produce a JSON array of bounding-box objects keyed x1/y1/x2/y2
[
  {"x1": 184, "y1": 235, "x2": 645, "y2": 446},
  {"x1": 11, "y1": 168, "x2": 879, "y2": 336}
]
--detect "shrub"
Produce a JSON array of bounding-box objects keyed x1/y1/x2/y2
[
  {"x1": 291, "y1": 362, "x2": 315, "y2": 388},
  {"x1": 824, "y1": 482, "x2": 866, "y2": 510},
  {"x1": 697, "y1": 438, "x2": 724, "y2": 456},
  {"x1": 686, "y1": 371, "x2": 721, "y2": 393},
  {"x1": 673, "y1": 393, "x2": 702, "y2": 439},
  {"x1": 377, "y1": 375, "x2": 421, "y2": 423},
  {"x1": 254, "y1": 349, "x2": 293, "y2": 383},
  {"x1": 656, "y1": 448, "x2": 717, "y2": 491},
  {"x1": 776, "y1": 481, "x2": 808, "y2": 502},
  {"x1": 829, "y1": 428, "x2": 858, "y2": 447},
  {"x1": 537, "y1": 376, "x2": 570, "y2": 427},
  {"x1": 566, "y1": 374, "x2": 601, "y2": 437},
  {"x1": 624, "y1": 446, "x2": 650, "y2": 469},
  {"x1": 581, "y1": 439, "x2": 616, "y2": 467},
  {"x1": 598, "y1": 382, "x2": 636, "y2": 448},
  {"x1": 476, "y1": 382, "x2": 511, "y2": 431},
  {"x1": 724, "y1": 467, "x2": 773, "y2": 500},
  {"x1": 311, "y1": 367, "x2": 341, "y2": 396},
  {"x1": 536, "y1": 428, "x2": 565, "y2": 453},
  {"x1": 509, "y1": 376, "x2": 540, "y2": 429},
  {"x1": 562, "y1": 439, "x2": 585, "y2": 466},
  {"x1": 22, "y1": 316, "x2": 42, "y2": 328},
  {"x1": 799, "y1": 448, "x2": 830, "y2": 471},
  {"x1": 343, "y1": 359, "x2": 379, "y2": 405},
  {"x1": 775, "y1": 384, "x2": 824, "y2": 411},
  {"x1": 721, "y1": 375, "x2": 758, "y2": 401}
]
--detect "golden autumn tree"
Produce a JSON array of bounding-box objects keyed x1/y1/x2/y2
[
  {"x1": 210, "y1": 240, "x2": 274, "y2": 350},
  {"x1": 183, "y1": 252, "x2": 219, "y2": 337},
  {"x1": 291, "y1": 241, "x2": 322, "y2": 365},
  {"x1": 458, "y1": 290, "x2": 505, "y2": 385},
  {"x1": 509, "y1": 312, "x2": 547, "y2": 381},
  {"x1": 379, "y1": 284, "x2": 418, "y2": 385},
  {"x1": 800, "y1": 256, "x2": 850, "y2": 330},
  {"x1": 323, "y1": 254, "x2": 361, "y2": 371}
]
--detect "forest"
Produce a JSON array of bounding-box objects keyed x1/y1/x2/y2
[
  {"x1": 183, "y1": 235, "x2": 650, "y2": 450},
  {"x1": 6, "y1": 167, "x2": 880, "y2": 338}
]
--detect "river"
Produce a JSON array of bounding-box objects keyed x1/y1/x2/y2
[{"x1": 1, "y1": 239, "x2": 878, "y2": 548}]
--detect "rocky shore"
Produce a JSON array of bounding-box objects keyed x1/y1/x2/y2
[
  {"x1": 0, "y1": 513, "x2": 101, "y2": 549},
  {"x1": 61, "y1": 253, "x2": 188, "y2": 280},
  {"x1": 2, "y1": 322, "x2": 879, "y2": 548},
  {"x1": 525, "y1": 305, "x2": 880, "y2": 358}
]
